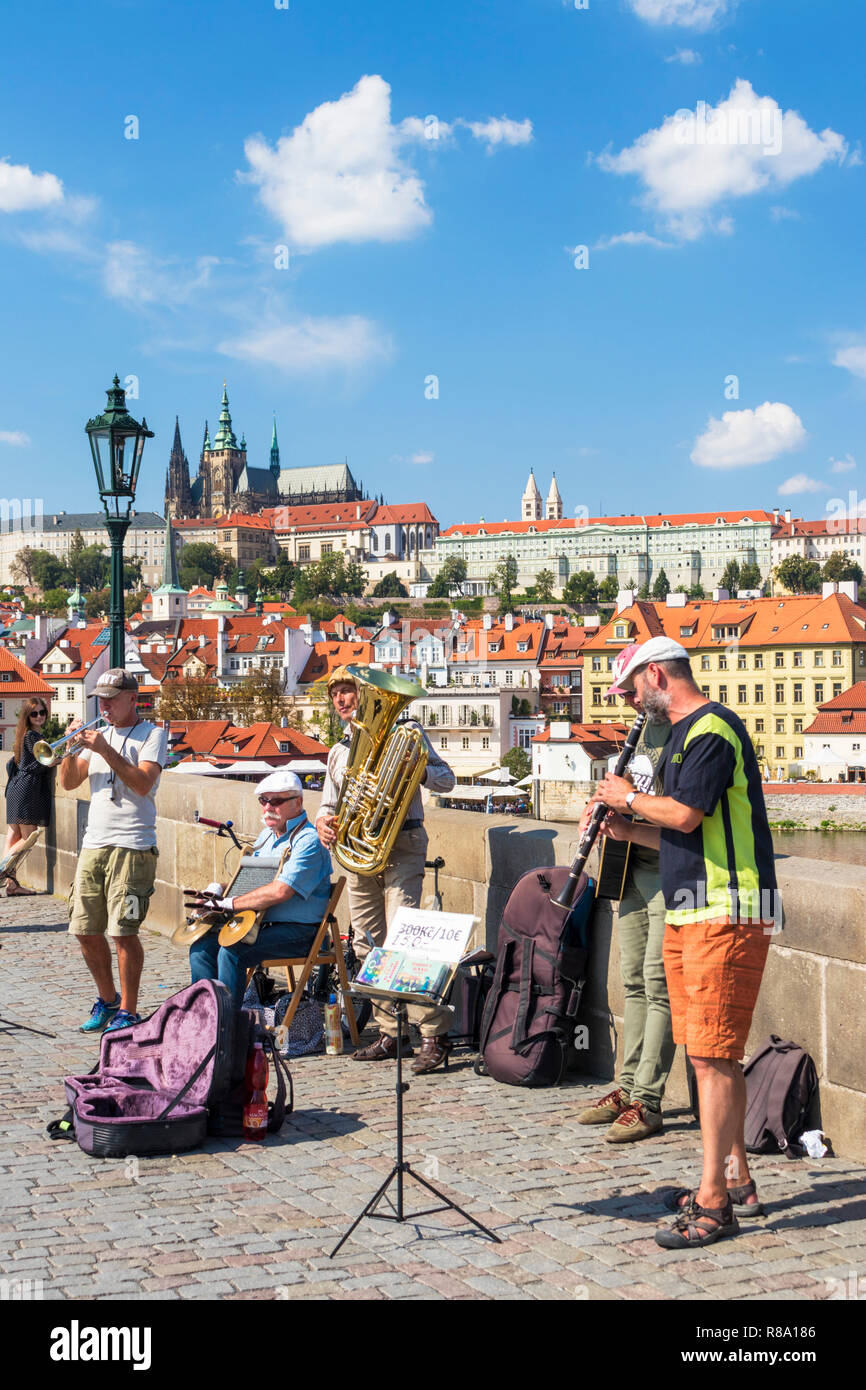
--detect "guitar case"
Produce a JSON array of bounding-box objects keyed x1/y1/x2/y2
[{"x1": 49, "y1": 980, "x2": 263, "y2": 1157}]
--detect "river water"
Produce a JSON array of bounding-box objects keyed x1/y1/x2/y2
[{"x1": 772, "y1": 829, "x2": 866, "y2": 865}]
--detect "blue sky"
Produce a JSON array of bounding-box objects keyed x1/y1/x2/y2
[{"x1": 1, "y1": 0, "x2": 864, "y2": 530}]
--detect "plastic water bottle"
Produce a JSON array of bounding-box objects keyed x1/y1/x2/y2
[{"x1": 324, "y1": 993, "x2": 342, "y2": 1055}]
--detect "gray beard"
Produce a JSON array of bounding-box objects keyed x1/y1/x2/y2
[{"x1": 640, "y1": 687, "x2": 672, "y2": 724}]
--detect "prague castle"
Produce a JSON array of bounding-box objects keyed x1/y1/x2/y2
[{"x1": 165, "y1": 384, "x2": 366, "y2": 520}]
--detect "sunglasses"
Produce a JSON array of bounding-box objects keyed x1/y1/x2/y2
[
  {"x1": 31, "y1": 709, "x2": 48, "y2": 718},
  {"x1": 258, "y1": 794, "x2": 301, "y2": 808}
]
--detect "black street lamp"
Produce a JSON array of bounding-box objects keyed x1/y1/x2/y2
[{"x1": 85, "y1": 376, "x2": 154, "y2": 669}]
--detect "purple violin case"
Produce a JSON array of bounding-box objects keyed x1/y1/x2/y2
[{"x1": 62, "y1": 980, "x2": 238, "y2": 1158}]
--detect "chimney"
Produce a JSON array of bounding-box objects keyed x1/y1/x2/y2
[
  {"x1": 544, "y1": 612, "x2": 554, "y2": 629},
  {"x1": 666, "y1": 592, "x2": 687, "y2": 607},
  {"x1": 837, "y1": 580, "x2": 859, "y2": 602},
  {"x1": 616, "y1": 589, "x2": 635, "y2": 613},
  {"x1": 822, "y1": 581, "x2": 839, "y2": 600},
  {"x1": 773, "y1": 508, "x2": 780, "y2": 524},
  {"x1": 785, "y1": 508, "x2": 791, "y2": 523},
  {"x1": 217, "y1": 614, "x2": 226, "y2": 678},
  {"x1": 549, "y1": 720, "x2": 571, "y2": 741},
  {"x1": 712, "y1": 588, "x2": 730, "y2": 602},
  {"x1": 504, "y1": 612, "x2": 515, "y2": 632},
  {"x1": 483, "y1": 613, "x2": 493, "y2": 630}
]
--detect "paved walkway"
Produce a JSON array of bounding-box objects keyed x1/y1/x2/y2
[{"x1": 2, "y1": 893, "x2": 865, "y2": 1302}]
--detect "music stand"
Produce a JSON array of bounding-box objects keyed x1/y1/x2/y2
[{"x1": 330, "y1": 996, "x2": 500, "y2": 1257}]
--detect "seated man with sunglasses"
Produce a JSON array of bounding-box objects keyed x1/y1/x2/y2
[{"x1": 189, "y1": 770, "x2": 332, "y2": 1010}]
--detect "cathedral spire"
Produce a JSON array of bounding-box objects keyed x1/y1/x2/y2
[
  {"x1": 213, "y1": 382, "x2": 237, "y2": 450},
  {"x1": 270, "y1": 414, "x2": 281, "y2": 479}
]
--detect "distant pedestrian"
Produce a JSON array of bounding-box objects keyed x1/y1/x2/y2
[{"x1": 4, "y1": 698, "x2": 54, "y2": 894}]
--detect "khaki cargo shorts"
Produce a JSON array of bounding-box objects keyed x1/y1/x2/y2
[{"x1": 68, "y1": 846, "x2": 158, "y2": 938}]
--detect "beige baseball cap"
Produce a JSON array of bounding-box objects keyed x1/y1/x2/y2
[{"x1": 614, "y1": 637, "x2": 690, "y2": 692}]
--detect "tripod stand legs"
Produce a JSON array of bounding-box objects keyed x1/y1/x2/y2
[{"x1": 329, "y1": 999, "x2": 500, "y2": 1258}]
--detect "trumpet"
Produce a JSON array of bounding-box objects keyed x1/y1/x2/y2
[{"x1": 33, "y1": 716, "x2": 109, "y2": 767}]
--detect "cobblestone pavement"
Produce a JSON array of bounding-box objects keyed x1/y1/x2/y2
[{"x1": 2, "y1": 893, "x2": 865, "y2": 1303}]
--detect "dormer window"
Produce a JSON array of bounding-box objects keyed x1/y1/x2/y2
[{"x1": 614, "y1": 623, "x2": 628, "y2": 639}]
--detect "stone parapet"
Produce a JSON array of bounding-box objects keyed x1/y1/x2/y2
[{"x1": 5, "y1": 775, "x2": 865, "y2": 1159}]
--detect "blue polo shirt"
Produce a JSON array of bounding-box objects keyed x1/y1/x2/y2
[{"x1": 252, "y1": 814, "x2": 332, "y2": 925}]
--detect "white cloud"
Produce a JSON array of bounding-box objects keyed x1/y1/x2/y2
[
  {"x1": 397, "y1": 116, "x2": 454, "y2": 144},
  {"x1": 664, "y1": 48, "x2": 703, "y2": 64},
  {"x1": 409, "y1": 450, "x2": 434, "y2": 464},
  {"x1": 833, "y1": 345, "x2": 866, "y2": 380},
  {"x1": 629, "y1": 0, "x2": 733, "y2": 28},
  {"x1": 691, "y1": 401, "x2": 807, "y2": 468},
  {"x1": 770, "y1": 204, "x2": 801, "y2": 221},
  {"x1": 241, "y1": 75, "x2": 433, "y2": 251},
  {"x1": 830, "y1": 453, "x2": 856, "y2": 473},
  {"x1": 0, "y1": 158, "x2": 64, "y2": 213},
  {"x1": 778, "y1": 473, "x2": 823, "y2": 495},
  {"x1": 598, "y1": 79, "x2": 847, "y2": 240},
  {"x1": 220, "y1": 315, "x2": 393, "y2": 373},
  {"x1": 0, "y1": 430, "x2": 30, "y2": 446},
  {"x1": 593, "y1": 230, "x2": 675, "y2": 250},
  {"x1": 102, "y1": 241, "x2": 220, "y2": 308},
  {"x1": 459, "y1": 117, "x2": 533, "y2": 153}
]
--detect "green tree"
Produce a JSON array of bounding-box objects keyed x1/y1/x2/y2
[
  {"x1": 10, "y1": 547, "x2": 38, "y2": 586},
  {"x1": 489, "y1": 554, "x2": 518, "y2": 612},
  {"x1": 738, "y1": 561, "x2": 762, "y2": 590},
  {"x1": 342, "y1": 560, "x2": 368, "y2": 597},
  {"x1": 232, "y1": 668, "x2": 287, "y2": 724},
  {"x1": 39, "y1": 587, "x2": 70, "y2": 616},
  {"x1": 774, "y1": 555, "x2": 822, "y2": 594},
  {"x1": 179, "y1": 541, "x2": 231, "y2": 588},
  {"x1": 598, "y1": 575, "x2": 619, "y2": 602},
  {"x1": 637, "y1": 583, "x2": 650, "y2": 600},
  {"x1": 651, "y1": 568, "x2": 670, "y2": 600},
  {"x1": 84, "y1": 587, "x2": 110, "y2": 621},
  {"x1": 30, "y1": 549, "x2": 71, "y2": 593},
  {"x1": 308, "y1": 677, "x2": 343, "y2": 746},
  {"x1": 562, "y1": 570, "x2": 598, "y2": 604},
  {"x1": 822, "y1": 551, "x2": 864, "y2": 585},
  {"x1": 66, "y1": 529, "x2": 87, "y2": 580},
  {"x1": 719, "y1": 559, "x2": 741, "y2": 593},
  {"x1": 534, "y1": 569, "x2": 556, "y2": 603},
  {"x1": 125, "y1": 588, "x2": 148, "y2": 618},
  {"x1": 158, "y1": 675, "x2": 224, "y2": 721},
  {"x1": 261, "y1": 552, "x2": 297, "y2": 600},
  {"x1": 501, "y1": 747, "x2": 531, "y2": 782},
  {"x1": 688, "y1": 582, "x2": 706, "y2": 600},
  {"x1": 371, "y1": 571, "x2": 408, "y2": 598}
]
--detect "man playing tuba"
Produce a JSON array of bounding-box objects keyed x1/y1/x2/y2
[{"x1": 317, "y1": 666, "x2": 456, "y2": 1073}]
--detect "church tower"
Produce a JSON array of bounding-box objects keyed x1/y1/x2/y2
[
  {"x1": 207, "y1": 384, "x2": 246, "y2": 517},
  {"x1": 164, "y1": 418, "x2": 193, "y2": 519},
  {"x1": 270, "y1": 415, "x2": 281, "y2": 482},
  {"x1": 521, "y1": 469, "x2": 542, "y2": 521},
  {"x1": 546, "y1": 473, "x2": 563, "y2": 521},
  {"x1": 150, "y1": 517, "x2": 188, "y2": 621}
]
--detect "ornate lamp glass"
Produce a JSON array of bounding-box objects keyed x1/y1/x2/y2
[{"x1": 85, "y1": 376, "x2": 154, "y2": 667}]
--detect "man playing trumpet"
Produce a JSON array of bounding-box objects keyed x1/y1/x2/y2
[
  {"x1": 60, "y1": 670, "x2": 168, "y2": 1034},
  {"x1": 189, "y1": 771, "x2": 331, "y2": 1010},
  {"x1": 317, "y1": 666, "x2": 456, "y2": 1073}
]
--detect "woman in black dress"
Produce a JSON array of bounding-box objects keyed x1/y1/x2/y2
[{"x1": 4, "y1": 697, "x2": 54, "y2": 895}]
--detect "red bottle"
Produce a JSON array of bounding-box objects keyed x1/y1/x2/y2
[{"x1": 242, "y1": 1041, "x2": 269, "y2": 1142}]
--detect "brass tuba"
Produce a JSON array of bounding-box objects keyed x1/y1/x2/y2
[{"x1": 332, "y1": 666, "x2": 428, "y2": 876}]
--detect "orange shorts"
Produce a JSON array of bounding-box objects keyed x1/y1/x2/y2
[{"x1": 663, "y1": 918, "x2": 771, "y2": 1061}]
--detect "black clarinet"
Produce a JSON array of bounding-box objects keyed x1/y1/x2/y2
[{"x1": 551, "y1": 712, "x2": 648, "y2": 911}]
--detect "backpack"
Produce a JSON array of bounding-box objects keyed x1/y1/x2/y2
[
  {"x1": 449, "y1": 952, "x2": 496, "y2": 1051},
  {"x1": 478, "y1": 866, "x2": 595, "y2": 1087},
  {"x1": 207, "y1": 1005, "x2": 293, "y2": 1138},
  {"x1": 743, "y1": 1035, "x2": 818, "y2": 1159}
]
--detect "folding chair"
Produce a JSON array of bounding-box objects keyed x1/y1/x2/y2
[{"x1": 244, "y1": 877, "x2": 360, "y2": 1046}]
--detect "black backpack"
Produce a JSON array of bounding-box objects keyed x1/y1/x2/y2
[
  {"x1": 744, "y1": 1035, "x2": 818, "y2": 1159},
  {"x1": 478, "y1": 866, "x2": 595, "y2": 1087}
]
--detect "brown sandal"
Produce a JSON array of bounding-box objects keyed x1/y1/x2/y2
[
  {"x1": 656, "y1": 1196, "x2": 739, "y2": 1249},
  {"x1": 664, "y1": 1178, "x2": 764, "y2": 1218}
]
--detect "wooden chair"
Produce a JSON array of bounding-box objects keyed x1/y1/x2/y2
[{"x1": 244, "y1": 877, "x2": 360, "y2": 1046}]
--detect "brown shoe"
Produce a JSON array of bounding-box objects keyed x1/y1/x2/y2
[
  {"x1": 576, "y1": 1087, "x2": 630, "y2": 1125},
  {"x1": 410, "y1": 1035, "x2": 452, "y2": 1074},
  {"x1": 351, "y1": 1032, "x2": 413, "y2": 1062},
  {"x1": 605, "y1": 1100, "x2": 663, "y2": 1143}
]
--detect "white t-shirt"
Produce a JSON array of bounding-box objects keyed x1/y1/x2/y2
[{"x1": 81, "y1": 721, "x2": 168, "y2": 851}]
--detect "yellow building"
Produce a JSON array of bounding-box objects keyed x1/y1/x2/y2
[{"x1": 581, "y1": 588, "x2": 866, "y2": 778}]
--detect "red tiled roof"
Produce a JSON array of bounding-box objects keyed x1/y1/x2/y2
[
  {"x1": 532, "y1": 721, "x2": 630, "y2": 757},
  {"x1": 372, "y1": 503, "x2": 438, "y2": 525},
  {"x1": 299, "y1": 641, "x2": 375, "y2": 685},
  {"x1": 265, "y1": 501, "x2": 377, "y2": 531},
  {"x1": 582, "y1": 593, "x2": 866, "y2": 654},
  {"x1": 38, "y1": 624, "x2": 108, "y2": 679},
  {"x1": 442, "y1": 509, "x2": 775, "y2": 538},
  {"x1": 0, "y1": 647, "x2": 54, "y2": 695}
]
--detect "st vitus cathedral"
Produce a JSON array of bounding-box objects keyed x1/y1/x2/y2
[{"x1": 164, "y1": 384, "x2": 366, "y2": 519}]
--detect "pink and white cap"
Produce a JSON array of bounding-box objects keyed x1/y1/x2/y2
[{"x1": 605, "y1": 643, "x2": 643, "y2": 701}]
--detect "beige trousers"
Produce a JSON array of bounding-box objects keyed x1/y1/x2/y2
[{"x1": 348, "y1": 826, "x2": 454, "y2": 1038}]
